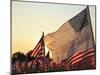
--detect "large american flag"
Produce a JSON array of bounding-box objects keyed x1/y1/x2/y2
[
  {"x1": 67, "y1": 6, "x2": 96, "y2": 69},
  {"x1": 44, "y1": 6, "x2": 96, "y2": 69}
]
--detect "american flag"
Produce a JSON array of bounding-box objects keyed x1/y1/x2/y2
[
  {"x1": 44, "y1": 6, "x2": 95, "y2": 69},
  {"x1": 67, "y1": 48, "x2": 95, "y2": 66},
  {"x1": 67, "y1": 6, "x2": 96, "y2": 69},
  {"x1": 31, "y1": 32, "x2": 45, "y2": 58}
]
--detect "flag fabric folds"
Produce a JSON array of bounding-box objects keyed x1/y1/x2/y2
[
  {"x1": 31, "y1": 32, "x2": 45, "y2": 58},
  {"x1": 44, "y1": 6, "x2": 95, "y2": 69}
]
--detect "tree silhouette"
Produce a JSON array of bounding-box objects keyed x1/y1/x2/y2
[
  {"x1": 12, "y1": 54, "x2": 17, "y2": 64},
  {"x1": 12, "y1": 52, "x2": 26, "y2": 63}
]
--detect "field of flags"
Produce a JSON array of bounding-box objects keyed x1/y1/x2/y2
[{"x1": 12, "y1": 6, "x2": 96, "y2": 74}]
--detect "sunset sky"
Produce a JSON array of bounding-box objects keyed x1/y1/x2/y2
[{"x1": 12, "y1": 1, "x2": 95, "y2": 56}]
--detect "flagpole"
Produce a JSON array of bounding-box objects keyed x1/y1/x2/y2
[
  {"x1": 87, "y1": 6, "x2": 96, "y2": 62},
  {"x1": 87, "y1": 6, "x2": 95, "y2": 46},
  {"x1": 42, "y1": 32, "x2": 45, "y2": 69},
  {"x1": 42, "y1": 32, "x2": 45, "y2": 57}
]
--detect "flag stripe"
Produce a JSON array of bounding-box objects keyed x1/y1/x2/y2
[
  {"x1": 31, "y1": 43, "x2": 41, "y2": 57},
  {"x1": 68, "y1": 49, "x2": 94, "y2": 62},
  {"x1": 67, "y1": 48, "x2": 94, "y2": 62},
  {"x1": 34, "y1": 45, "x2": 42, "y2": 57},
  {"x1": 70, "y1": 57, "x2": 95, "y2": 68},
  {"x1": 33, "y1": 44, "x2": 41, "y2": 56},
  {"x1": 70, "y1": 52, "x2": 95, "y2": 65},
  {"x1": 68, "y1": 49, "x2": 94, "y2": 64},
  {"x1": 31, "y1": 44, "x2": 40, "y2": 56},
  {"x1": 71, "y1": 56, "x2": 95, "y2": 67},
  {"x1": 32, "y1": 44, "x2": 43, "y2": 57}
]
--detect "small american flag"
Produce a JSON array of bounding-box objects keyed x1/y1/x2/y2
[{"x1": 31, "y1": 32, "x2": 45, "y2": 57}]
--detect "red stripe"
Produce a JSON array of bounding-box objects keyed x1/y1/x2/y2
[
  {"x1": 31, "y1": 43, "x2": 41, "y2": 57},
  {"x1": 31, "y1": 44, "x2": 40, "y2": 56},
  {"x1": 68, "y1": 48, "x2": 94, "y2": 62},
  {"x1": 71, "y1": 57, "x2": 96, "y2": 68},
  {"x1": 34, "y1": 44, "x2": 45, "y2": 57},
  {"x1": 70, "y1": 53, "x2": 94, "y2": 64},
  {"x1": 71, "y1": 52, "x2": 95, "y2": 65},
  {"x1": 33, "y1": 43, "x2": 40, "y2": 56},
  {"x1": 69, "y1": 49, "x2": 94, "y2": 63},
  {"x1": 34, "y1": 44, "x2": 42, "y2": 57},
  {"x1": 32, "y1": 44, "x2": 41, "y2": 57},
  {"x1": 33, "y1": 44, "x2": 41, "y2": 56}
]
